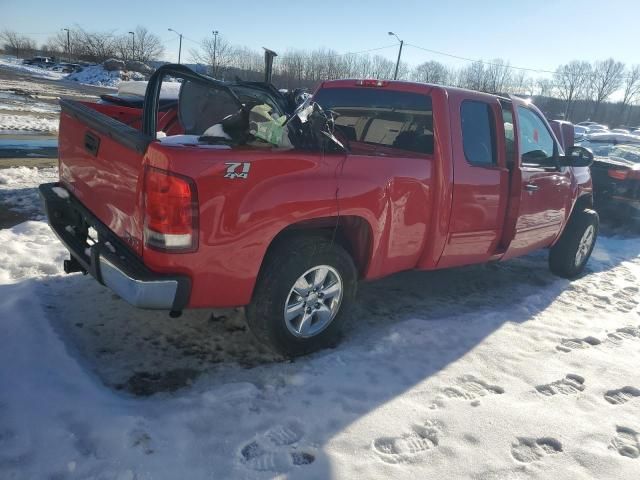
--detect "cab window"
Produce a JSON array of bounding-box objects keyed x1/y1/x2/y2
[
  {"x1": 312, "y1": 88, "x2": 434, "y2": 155},
  {"x1": 516, "y1": 106, "x2": 555, "y2": 165},
  {"x1": 460, "y1": 100, "x2": 496, "y2": 166}
]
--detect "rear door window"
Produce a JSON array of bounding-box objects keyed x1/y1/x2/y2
[
  {"x1": 460, "y1": 100, "x2": 496, "y2": 166},
  {"x1": 312, "y1": 88, "x2": 434, "y2": 155}
]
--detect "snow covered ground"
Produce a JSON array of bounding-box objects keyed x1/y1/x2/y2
[
  {"x1": 0, "y1": 91, "x2": 60, "y2": 133},
  {"x1": 0, "y1": 55, "x2": 67, "y2": 81},
  {"x1": 0, "y1": 167, "x2": 639, "y2": 479},
  {"x1": 0, "y1": 167, "x2": 58, "y2": 217},
  {"x1": 0, "y1": 113, "x2": 58, "y2": 133}
]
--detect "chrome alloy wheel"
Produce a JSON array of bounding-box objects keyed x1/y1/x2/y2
[
  {"x1": 575, "y1": 224, "x2": 595, "y2": 267},
  {"x1": 283, "y1": 265, "x2": 343, "y2": 338}
]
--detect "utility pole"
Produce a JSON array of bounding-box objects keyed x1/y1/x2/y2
[
  {"x1": 63, "y1": 28, "x2": 70, "y2": 62},
  {"x1": 388, "y1": 31, "x2": 404, "y2": 80},
  {"x1": 212, "y1": 30, "x2": 219, "y2": 78},
  {"x1": 168, "y1": 28, "x2": 183, "y2": 64},
  {"x1": 128, "y1": 31, "x2": 135, "y2": 61}
]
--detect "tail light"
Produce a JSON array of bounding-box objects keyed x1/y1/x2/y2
[
  {"x1": 143, "y1": 166, "x2": 198, "y2": 252},
  {"x1": 608, "y1": 169, "x2": 629, "y2": 180},
  {"x1": 355, "y1": 79, "x2": 388, "y2": 87}
]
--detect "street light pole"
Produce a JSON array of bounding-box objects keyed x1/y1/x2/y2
[
  {"x1": 63, "y1": 28, "x2": 70, "y2": 62},
  {"x1": 128, "y1": 31, "x2": 135, "y2": 61},
  {"x1": 388, "y1": 31, "x2": 404, "y2": 80},
  {"x1": 212, "y1": 30, "x2": 218, "y2": 78},
  {"x1": 168, "y1": 28, "x2": 183, "y2": 64}
]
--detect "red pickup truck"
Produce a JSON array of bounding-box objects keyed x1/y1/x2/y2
[{"x1": 40, "y1": 65, "x2": 597, "y2": 357}]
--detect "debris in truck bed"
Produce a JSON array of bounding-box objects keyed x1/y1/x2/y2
[{"x1": 248, "y1": 104, "x2": 292, "y2": 148}]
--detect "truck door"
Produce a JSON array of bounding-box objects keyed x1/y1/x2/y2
[
  {"x1": 437, "y1": 94, "x2": 510, "y2": 268},
  {"x1": 501, "y1": 102, "x2": 572, "y2": 259}
]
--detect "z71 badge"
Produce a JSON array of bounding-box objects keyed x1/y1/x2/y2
[{"x1": 224, "y1": 162, "x2": 251, "y2": 179}]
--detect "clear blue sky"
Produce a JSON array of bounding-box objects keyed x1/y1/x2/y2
[{"x1": 2, "y1": 0, "x2": 638, "y2": 72}]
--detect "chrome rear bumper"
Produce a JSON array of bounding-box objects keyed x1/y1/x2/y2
[
  {"x1": 98, "y1": 256, "x2": 178, "y2": 309},
  {"x1": 39, "y1": 182, "x2": 191, "y2": 311}
]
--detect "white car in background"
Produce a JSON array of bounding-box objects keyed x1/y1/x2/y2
[
  {"x1": 574, "y1": 124, "x2": 589, "y2": 140},
  {"x1": 587, "y1": 124, "x2": 608, "y2": 133}
]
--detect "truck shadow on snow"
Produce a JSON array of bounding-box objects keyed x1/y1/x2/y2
[{"x1": 37, "y1": 233, "x2": 640, "y2": 398}]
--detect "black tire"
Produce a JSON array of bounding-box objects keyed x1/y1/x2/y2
[
  {"x1": 246, "y1": 234, "x2": 357, "y2": 357},
  {"x1": 549, "y1": 208, "x2": 599, "y2": 278}
]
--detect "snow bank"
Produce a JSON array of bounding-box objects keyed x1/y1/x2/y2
[
  {"x1": 66, "y1": 65, "x2": 144, "y2": 88},
  {"x1": 0, "y1": 221, "x2": 66, "y2": 283},
  {"x1": 0, "y1": 55, "x2": 67, "y2": 80}
]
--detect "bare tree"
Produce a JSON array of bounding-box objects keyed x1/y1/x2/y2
[
  {"x1": 554, "y1": 61, "x2": 591, "y2": 120},
  {"x1": 619, "y1": 65, "x2": 640, "y2": 123},
  {"x1": 590, "y1": 58, "x2": 625, "y2": 118},
  {"x1": 413, "y1": 60, "x2": 448, "y2": 85},
  {"x1": 370, "y1": 55, "x2": 395, "y2": 80},
  {"x1": 485, "y1": 59, "x2": 512, "y2": 93},
  {"x1": 1, "y1": 30, "x2": 36, "y2": 58},
  {"x1": 113, "y1": 35, "x2": 133, "y2": 62},
  {"x1": 131, "y1": 26, "x2": 163, "y2": 62},
  {"x1": 191, "y1": 34, "x2": 235, "y2": 79},
  {"x1": 78, "y1": 29, "x2": 117, "y2": 63},
  {"x1": 535, "y1": 78, "x2": 555, "y2": 98},
  {"x1": 48, "y1": 29, "x2": 82, "y2": 61},
  {"x1": 459, "y1": 61, "x2": 489, "y2": 92}
]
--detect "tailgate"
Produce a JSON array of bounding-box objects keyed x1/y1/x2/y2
[{"x1": 58, "y1": 99, "x2": 152, "y2": 255}]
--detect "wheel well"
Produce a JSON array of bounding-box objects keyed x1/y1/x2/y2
[
  {"x1": 264, "y1": 216, "x2": 373, "y2": 278},
  {"x1": 573, "y1": 193, "x2": 594, "y2": 214}
]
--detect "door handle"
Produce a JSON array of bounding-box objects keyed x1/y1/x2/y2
[
  {"x1": 524, "y1": 183, "x2": 539, "y2": 192},
  {"x1": 84, "y1": 131, "x2": 100, "y2": 157}
]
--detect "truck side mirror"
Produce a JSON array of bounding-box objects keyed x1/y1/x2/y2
[{"x1": 559, "y1": 146, "x2": 593, "y2": 167}]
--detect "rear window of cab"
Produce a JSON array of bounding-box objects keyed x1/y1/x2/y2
[{"x1": 312, "y1": 88, "x2": 434, "y2": 155}]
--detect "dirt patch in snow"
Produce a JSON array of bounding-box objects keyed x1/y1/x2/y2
[
  {"x1": 117, "y1": 369, "x2": 200, "y2": 396},
  {"x1": 0, "y1": 205, "x2": 30, "y2": 229}
]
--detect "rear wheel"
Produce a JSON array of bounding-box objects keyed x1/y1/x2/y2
[
  {"x1": 549, "y1": 209, "x2": 599, "y2": 278},
  {"x1": 246, "y1": 235, "x2": 357, "y2": 357}
]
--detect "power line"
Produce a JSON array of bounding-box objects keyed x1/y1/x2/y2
[
  {"x1": 406, "y1": 43, "x2": 557, "y2": 75},
  {"x1": 310, "y1": 44, "x2": 398, "y2": 59},
  {"x1": 406, "y1": 42, "x2": 637, "y2": 81}
]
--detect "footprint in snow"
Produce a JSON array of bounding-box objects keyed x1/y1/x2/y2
[
  {"x1": 511, "y1": 437, "x2": 562, "y2": 463},
  {"x1": 239, "y1": 420, "x2": 315, "y2": 472},
  {"x1": 606, "y1": 326, "x2": 640, "y2": 345},
  {"x1": 556, "y1": 336, "x2": 601, "y2": 353},
  {"x1": 611, "y1": 426, "x2": 640, "y2": 459},
  {"x1": 129, "y1": 427, "x2": 154, "y2": 455},
  {"x1": 612, "y1": 286, "x2": 639, "y2": 312},
  {"x1": 372, "y1": 420, "x2": 442, "y2": 464},
  {"x1": 604, "y1": 387, "x2": 640, "y2": 405},
  {"x1": 535, "y1": 374, "x2": 585, "y2": 396},
  {"x1": 443, "y1": 375, "x2": 504, "y2": 402}
]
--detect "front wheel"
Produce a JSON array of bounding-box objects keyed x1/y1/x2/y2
[
  {"x1": 246, "y1": 235, "x2": 357, "y2": 357},
  {"x1": 549, "y1": 208, "x2": 599, "y2": 278}
]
